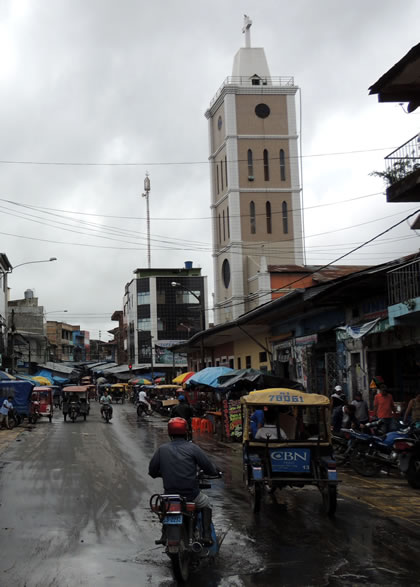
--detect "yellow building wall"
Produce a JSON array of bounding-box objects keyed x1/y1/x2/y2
[{"x1": 233, "y1": 335, "x2": 270, "y2": 371}]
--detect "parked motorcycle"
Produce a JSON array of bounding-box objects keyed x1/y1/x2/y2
[
  {"x1": 101, "y1": 404, "x2": 113, "y2": 423},
  {"x1": 393, "y1": 426, "x2": 420, "y2": 489},
  {"x1": 150, "y1": 472, "x2": 222, "y2": 582},
  {"x1": 6, "y1": 407, "x2": 22, "y2": 429},
  {"x1": 348, "y1": 422, "x2": 411, "y2": 477}
]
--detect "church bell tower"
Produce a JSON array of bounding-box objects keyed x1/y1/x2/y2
[{"x1": 206, "y1": 16, "x2": 304, "y2": 324}]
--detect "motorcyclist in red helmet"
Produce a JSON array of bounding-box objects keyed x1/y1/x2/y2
[{"x1": 148, "y1": 417, "x2": 219, "y2": 545}]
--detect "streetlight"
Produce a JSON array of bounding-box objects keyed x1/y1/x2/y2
[
  {"x1": 12, "y1": 257, "x2": 57, "y2": 270},
  {"x1": 171, "y1": 281, "x2": 206, "y2": 369}
]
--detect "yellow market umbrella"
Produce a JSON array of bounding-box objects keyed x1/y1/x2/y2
[
  {"x1": 172, "y1": 372, "x2": 195, "y2": 385},
  {"x1": 32, "y1": 376, "x2": 53, "y2": 386}
]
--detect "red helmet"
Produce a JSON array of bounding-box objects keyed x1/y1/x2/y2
[{"x1": 168, "y1": 417, "x2": 188, "y2": 436}]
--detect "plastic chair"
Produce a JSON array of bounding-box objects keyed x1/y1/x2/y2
[
  {"x1": 200, "y1": 418, "x2": 213, "y2": 434},
  {"x1": 191, "y1": 417, "x2": 201, "y2": 431}
]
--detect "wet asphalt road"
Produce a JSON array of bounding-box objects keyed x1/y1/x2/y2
[{"x1": 0, "y1": 404, "x2": 420, "y2": 587}]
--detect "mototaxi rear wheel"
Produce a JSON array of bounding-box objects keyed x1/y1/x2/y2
[{"x1": 322, "y1": 484, "x2": 337, "y2": 516}]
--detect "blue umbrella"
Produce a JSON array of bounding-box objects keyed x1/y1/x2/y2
[{"x1": 187, "y1": 367, "x2": 234, "y2": 389}]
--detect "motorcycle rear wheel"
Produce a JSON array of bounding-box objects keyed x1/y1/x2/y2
[
  {"x1": 169, "y1": 538, "x2": 190, "y2": 582},
  {"x1": 350, "y1": 447, "x2": 381, "y2": 477}
]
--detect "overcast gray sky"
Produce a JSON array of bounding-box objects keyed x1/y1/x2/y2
[{"x1": 0, "y1": 0, "x2": 419, "y2": 341}]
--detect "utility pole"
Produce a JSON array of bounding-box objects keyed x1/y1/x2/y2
[{"x1": 142, "y1": 173, "x2": 151, "y2": 268}]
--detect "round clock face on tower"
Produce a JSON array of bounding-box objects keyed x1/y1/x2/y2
[
  {"x1": 222, "y1": 259, "x2": 231, "y2": 289},
  {"x1": 255, "y1": 103, "x2": 270, "y2": 119},
  {"x1": 217, "y1": 115, "x2": 222, "y2": 130}
]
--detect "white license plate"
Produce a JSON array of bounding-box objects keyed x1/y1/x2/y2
[{"x1": 163, "y1": 515, "x2": 183, "y2": 525}]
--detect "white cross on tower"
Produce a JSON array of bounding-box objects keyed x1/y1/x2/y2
[{"x1": 242, "y1": 14, "x2": 252, "y2": 48}]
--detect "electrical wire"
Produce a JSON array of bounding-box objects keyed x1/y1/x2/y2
[{"x1": 0, "y1": 145, "x2": 397, "y2": 167}]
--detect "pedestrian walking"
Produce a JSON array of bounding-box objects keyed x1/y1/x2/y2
[
  {"x1": 404, "y1": 390, "x2": 420, "y2": 428},
  {"x1": 373, "y1": 384, "x2": 395, "y2": 432},
  {"x1": 0, "y1": 396, "x2": 13, "y2": 430}
]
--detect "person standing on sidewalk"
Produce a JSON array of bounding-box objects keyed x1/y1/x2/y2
[
  {"x1": 374, "y1": 384, "x2": 395, "y2": 432},
  {"x1": 0, "y1": 396, "x2": 13, "y2": 430},
  {"x1": 351, "y1": 391, "x2": 370, "y2": 426}
]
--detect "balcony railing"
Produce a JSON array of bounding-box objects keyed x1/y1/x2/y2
[
  {"x1": 385, "y1": 133, "x2": 420, "y2": 184},
  {"x1": 388, "y1": 258, "x2": 420, "y2": 306},
  {"x1": 210, "y1": 76, "x2": 295, "y2": 107}
]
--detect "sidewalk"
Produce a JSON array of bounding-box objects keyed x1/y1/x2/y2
[{"x1": 0, "y1": 426, "x2": 27, "y2": 455}]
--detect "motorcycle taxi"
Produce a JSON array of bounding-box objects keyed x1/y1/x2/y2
[
  {"x1": 62, "y1": 385, "x2": 90, "y2": 422},
  {"x1": 30, "y1": 386, "x2": 54, "y2": 422},
  {"x1": 241, "y1": 388, "x2": 338, "y2": 515},
  {"x1": 110, "y1": 383, "x2": 127, "y2": 404}
]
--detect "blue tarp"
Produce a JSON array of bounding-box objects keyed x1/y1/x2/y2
[
  {"x1": 36, "y1": 370, "x2": 69, "y2": 385},
  {"x1": 187, "y1": 367, "x2": 234, "y2": 389},
  {"x1": 0, "y1": 380, "x2": 34, "y2": 415},
  {"x1": 0, "y1": 371, "x2": 15, "y2": 381}
]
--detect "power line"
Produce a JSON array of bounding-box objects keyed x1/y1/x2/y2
[
  {"x1": 0, "y1": 190, "x2": 384, "y2": 221},
  {"x1": 0, "y1": 145, "x2": 396, "y2": 167}
]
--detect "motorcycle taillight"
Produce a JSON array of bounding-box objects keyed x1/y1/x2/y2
[
  {"x1": 186, "y1": 502, "x2": 196, "y2": 512},
  {"x1": 167, "y1": 502, "x2": 182, "y2": 513},
  {"x1": 394, "y1": 440, "x2": 414, "y2": 451}
]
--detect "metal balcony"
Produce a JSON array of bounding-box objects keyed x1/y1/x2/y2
[
  {"x1": 388, "y1": 258, "x2": 420, "y2": 306},
  {"x1": 384, "y1": 134, "x2": 420, "y2": 202}
]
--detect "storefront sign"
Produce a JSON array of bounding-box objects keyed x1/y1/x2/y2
[{"x1": 222, "y1": 399, "x2": 242, "y2": 440}]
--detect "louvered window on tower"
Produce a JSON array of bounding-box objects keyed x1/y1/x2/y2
[
  {"x1": 266, "y1": 201, "x2": 272, "y2": 234},
  {"x1": 250, "y1": 201, "x2": 256, "y2": 234},
  {"x1": 247, "y1": 149, "x2": 254, "y2": 180},
  {"x1": 263, "y1": 149, "x2": 270, "y2": 181},
  {"x1": 282, "y1": 201, "x2": 288, "y2": 234},
  {"x1": 280, "y1": 149, "x2": 286, "y2": 181}
]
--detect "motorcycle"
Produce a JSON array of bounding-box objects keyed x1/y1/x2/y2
[
  {"x1": 393, "y1": 425, "x2": 420, "y2": 489},
  {"x1": 150, "y1": 472, "x2": 222, "y2": 582},
  {"x1": 348, "y1": 421, "x2": 411, "y2": 477},
  {"x1": 136, "y1": 402, "x2": 151, "y2": 418},
  {"x1": 101, "y1": 403, "x2": 113, "y2": 423}
]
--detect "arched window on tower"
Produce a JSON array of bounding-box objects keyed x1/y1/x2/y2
[
  {"x1": 266, "y1": 201, "x2": 272, "y2": 234},
  {"x1": 216, "y1": 165, "x2": 219, "y2": 194},
  {"x1": 222, "y1": 210, "x2": 226, "y2": 241},
  {"x1": 263, "y1": 149, "x2": 269, "y2": 181},
  {"x1": 218, "y1": 214, "x2": 221, "y2": 242},
  {"x1": 280, "y1": 149, "x2": 286, "y2": 181},
  {"x1": 247, "y1": 149, "x2": 254, "y2": 180},
  {"x1": 227, "y1": 206, "x2": 230, "y2": 238},
  {"x1": 220, "y1": 161, "x2": 224, "y2": 191},
  {"x1": 225, "y1": 156, "x2": 228, "y2": 187},
  {"x1": 250, "y1": 201, "x2": 256, "y2": 234},
  {"x1": 282, "y1": 201, "x2": 288, "y2": 234}
]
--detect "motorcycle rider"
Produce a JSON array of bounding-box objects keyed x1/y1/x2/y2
[
  {"x1": 100, "y1": 389, "x2": 113, "y2": 418},
  {"x1": 138, "y1": 387, "x2": 152, "y2": 414},
  {"x1": 148, "y1": 417, "x2": 219, "y2": 546}
]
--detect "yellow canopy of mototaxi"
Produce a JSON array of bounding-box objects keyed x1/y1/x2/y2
[{"x1": 240, "y1": 388, "x2": 330, "y2": 407}]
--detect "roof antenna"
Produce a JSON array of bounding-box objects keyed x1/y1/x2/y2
[{"x1": 142, "y1": 172, "x2": 151, "y2": 268}]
